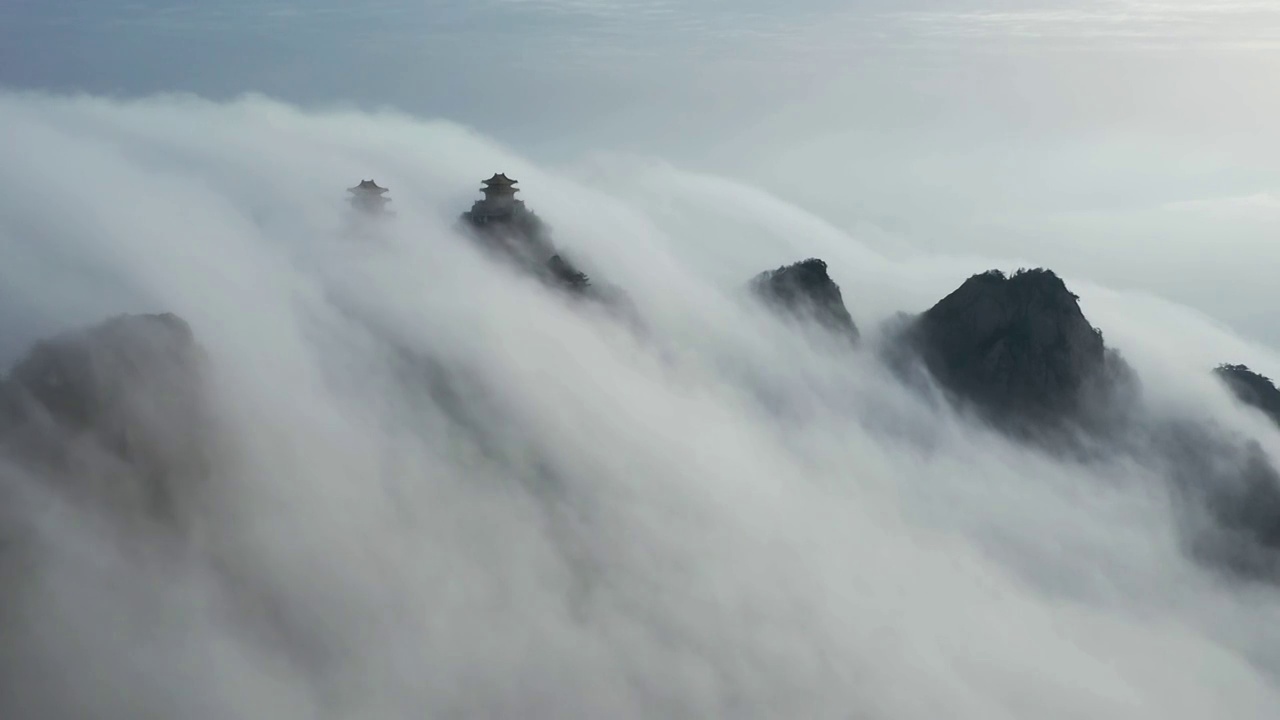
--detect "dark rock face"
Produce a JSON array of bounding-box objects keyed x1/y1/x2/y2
[
  {"x1": 1216, "y1": 364, "x2": 1280, "y2": 428},
  {"x1": 749, "y1": 259, "x2": 859, "y2": 341},
  {"x1": 461, "y1": 201, "x2": 556, "y2": 265},
  {"x1": 458, "y1": 200, "x2": 596, "y2": 295},
  {"x1": 458, "y1": 195, "x2": 644, "y2": 329},
  {"x1": 895, "y1": 268, "x2": 1132, "y2": 430},
  {"x1": 0, "y1": 313, "x2": 210, "y2": 525},
  {"x1": 1159, "y1": 426, "x2": 1280, "y2": 578},
  {"x1": 882, "y1": 268, "x2": 1280, "y2": 581},
  {"x1": 546, "y1": 253, "x2": 592, "y2": 294}
]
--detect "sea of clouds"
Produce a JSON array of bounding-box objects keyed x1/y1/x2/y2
[{"x1": 2, "y1": 91, "x2": 1280, "y2": 718}]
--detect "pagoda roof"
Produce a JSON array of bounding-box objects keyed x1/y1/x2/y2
[
  {"x1": 481, "y1": 173, "x2": 518, "y2": 187},
  {"x1": 348, "y1": 179, "x2": 389, "y2": 194}
]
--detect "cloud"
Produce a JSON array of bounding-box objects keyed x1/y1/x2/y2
[{"x1": 2, "y1": 91, "x2": 1280, "y2": 717}]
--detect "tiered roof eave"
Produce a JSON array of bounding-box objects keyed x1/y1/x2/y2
[
  {"x1": 481, "y1": 173, "x2": 519, "y2": 191},
  {"x1": 348, "y1": 179, "x2": 390, "y2": 194}
]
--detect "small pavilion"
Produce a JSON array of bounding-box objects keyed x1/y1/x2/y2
[{"x1": 347, "y1": 179, "x2": 392, "y2": 214}]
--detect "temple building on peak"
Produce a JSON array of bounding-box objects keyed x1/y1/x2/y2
[
  {"x1": 347, "y1": 179, "x2": 393, "y2": 215},
  {"x1": 459, "y1": 172, "x2": 549, "y2": 250},
  {"x1": 467, "y1": 173, "x2": 527, "y2": 223},
  {"x1": 457, "y1": 171, "x2": 590, "y2": 292}
]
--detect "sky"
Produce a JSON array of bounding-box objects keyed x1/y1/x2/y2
[{"x1": 4, "y1": 3, "x2": 1280, "y2": 717}]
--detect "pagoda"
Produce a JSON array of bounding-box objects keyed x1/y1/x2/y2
[
  {"x1": 456, "y1": 171, "x2": 602, "y2": 297},
  {"x1": 347, "y1": 179, "x2": 392, "y2": 215},
  {"x1": 460, "y1": 172, "x2": 548, "y2": 251},
  {"x1": 467, "y1": 173, "x2": 527, "y2": 222}
]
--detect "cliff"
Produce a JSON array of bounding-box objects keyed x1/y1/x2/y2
[
  {"x1": 892, "y1": 268, "x2": 1133, "y2": 431},
  {"x1": 749, "y1": 258, "x2": 860, "y2": 342},
  {"x1": 1216, "y1": 364, "x2": 1280, "y2": 428},
  {"x1": 876, "y1": 268, "x2": 1280, "y2": 580},
  {"x1": 458, "y1": 197, "x2": 593, "y2": 295}
]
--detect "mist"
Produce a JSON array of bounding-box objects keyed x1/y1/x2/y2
[{"x1": 1, "y1": 90, "x2": 1280, "y2": 717}]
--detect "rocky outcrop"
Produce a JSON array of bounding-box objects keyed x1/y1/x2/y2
[
  {"x1": 749, "y1": 258, "x2": 859, "y2": 341},
  {"x1": 460, "y1": 201, "x2": 559, "y2": 268},
  {"x1": 877, "y1": 268, "x2": 1280, "y2": 581},
  {"x1": 892, "y1": 268, "x2": 1133, "y2": 431},
  {"x1": 1152, "y1": 422, "x2": 1280, "y2": 578},
  {"x1": 458, "y1": 181, "x2": 595, "y2": 297},
  {"x1": 1216, "y1": 364, "x2": 1280, "y2": 428},
  {"x1": 457, "y1": 183, "x2": 642, "y2": 326},
  {"x1": 546, "y1": 253, "x2": 592, "y2": 294},
  {"x1": 0, "y1": 313, "x2": 210, "y2": 525}
]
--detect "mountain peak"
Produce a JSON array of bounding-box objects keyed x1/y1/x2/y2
[
  {"x1": 903, "y1": 268, "x2": 1127, "y2": 428},
  {"x1": 1216, "y1": 364, "x2": 1280, "y2": 428},
  {"x1": 749, "y1": 258, "x2": 860, "y2": 341}
]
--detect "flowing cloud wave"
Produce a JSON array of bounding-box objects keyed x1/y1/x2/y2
[{"x1": 2, "y1": 91, "x2": 1280, "y2": 717}]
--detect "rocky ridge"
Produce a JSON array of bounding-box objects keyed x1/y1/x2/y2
[
  {"x1": 888, "y1": 268, "x2": 1136, "y2": 434},
  {"x1": 8, "y1": 176, "x2": 1280, "y2": 583},
  {"x1": 1216, "y1": 364, "x2": 1280, "y2": 429},
  {"x1": 749, "y1": 258, "x2": 860, "y2": 343}
]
